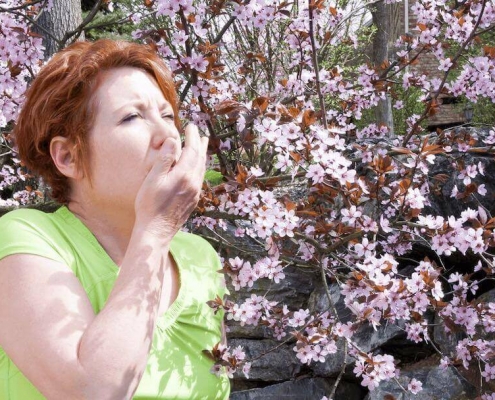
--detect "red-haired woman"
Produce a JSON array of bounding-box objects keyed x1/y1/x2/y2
[{"x1": 0, "y1": 40, "x2": 230, "y2": 399}]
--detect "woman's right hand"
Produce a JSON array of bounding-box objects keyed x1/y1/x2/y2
[{"x1": 134, "y1": 123, "x2": 208, "y2": 240}]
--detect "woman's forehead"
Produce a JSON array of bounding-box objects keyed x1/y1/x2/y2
[{"x1": 92, "y1": 67, "x2": 171, "y2": 111}]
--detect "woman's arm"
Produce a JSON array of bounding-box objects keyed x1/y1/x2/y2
[
  {"x1": 0, "y1": 234, "x2": 165, "y2": 400},
  {"x1": 0, "y1": 127, "x2": 208, "y2": 400}
]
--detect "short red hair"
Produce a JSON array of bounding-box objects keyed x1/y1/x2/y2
[{"x1": 14, "y1": 39, "x2": 179, "y2": 204}]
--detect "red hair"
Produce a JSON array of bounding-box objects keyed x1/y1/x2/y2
[{"x1": 14, "y1": 39, "x2": 179, "y2": 204}]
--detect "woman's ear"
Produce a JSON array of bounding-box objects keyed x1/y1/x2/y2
[{"x1": 49, "y1": 137, "x2": 83, "y2": 180}]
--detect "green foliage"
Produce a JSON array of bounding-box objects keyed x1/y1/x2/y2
[
  {"x1": 83, "y1": 2, "x2": 135, "y2": 41},
  {"x1": 353, "y1": 85, "x2": 426, "y2": 135},
  {"x1": 456, "y1": 97, "x2": 495, "y2": 127},
  {"x1": 391, "y1": 86, "x2": 427, "y2": 135},
  {"x1": 204, "y1": 170, "x2": 223, "y2": 186}
]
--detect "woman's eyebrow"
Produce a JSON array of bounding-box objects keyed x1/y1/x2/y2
[
  {"x1": 158, "y1": 101, "x2": 173, "y2": 110},
  {"x1": 113, "y1": 99, "x2": 172, "y2": 113}
]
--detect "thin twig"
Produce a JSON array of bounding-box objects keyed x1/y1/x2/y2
[
  {"x1": 62, "y1": 0, "x2": 103, "y2": 46},
  {"x1": 307, "y1": 0, "x2": 327, "y2": 129},
  {"x1": 328, "y1": 341, "x2": 348, "y2": 400},
  {"x1": 4, "y1": 8, "x2": 61, "y2": 46},
  {"x1": 82, "y1": 16, "x2": 132, "y2": 33}
]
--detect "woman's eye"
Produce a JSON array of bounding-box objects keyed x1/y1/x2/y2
[
  {"x1": 122, "y1": 113, "x2": 140, "y2": 123},
  {"x1": 162, "y1": 113, "x2": 174, "y2": 121}
]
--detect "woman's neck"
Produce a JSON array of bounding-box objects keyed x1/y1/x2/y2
[{"x1": 67, "y1": 199, "x2": 135, "y2": 266}]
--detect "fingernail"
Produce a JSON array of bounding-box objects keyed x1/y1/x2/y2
[{"x1": 199, "y1": 129, "x2": 210, "y2": 138}]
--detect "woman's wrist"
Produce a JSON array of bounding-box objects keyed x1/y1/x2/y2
[{"x1": 130, "y1": 219, "x2": 175, "y2": 249}]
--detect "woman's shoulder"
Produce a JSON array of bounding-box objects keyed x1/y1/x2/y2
[
  {"x1": 0, "y1": 206, "x2": 58, "y2": 230},
  {"x1": 0, "y1": 207, "x2": 69, "y2": 263},
  {"x1": 172, "y1": 230, "x2": 228, "y2": 298}
]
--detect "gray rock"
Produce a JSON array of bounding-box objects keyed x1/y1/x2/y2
[
  {"x1": 353, "y1": 321, "x2": 405, "y2": 353},
  {"x1": 433, "y1": 313, "x2": 467, "y2": 357},
  {"x1": 313, "y1": 339, "x2": 348, "y2": 377},
  {"x1": 365, "y1": 362, "x2": 475, "y2": 400},
  {"x1": 229, "y1": 338, "x2": 301, "y2": 381},
  {"x1": 231, "y1": 377, "x2": 364, "y2": 400},
  {"x1": 308, "y1": 282, "x2": 352, "y2": 323},
  {"x1": 476, "y1": 288, "x2": 495, "y2": 341},
  {"x1": 308, "y1": 281, "x2": 405, "y2": 353}
]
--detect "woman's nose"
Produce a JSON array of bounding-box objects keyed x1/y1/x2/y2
[{"x1": 150, "y1": 115, "x2": 175, "y2": 149}]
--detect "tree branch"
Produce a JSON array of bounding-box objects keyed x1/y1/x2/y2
[
  {"x1": 2, "y1": 8, "x2": 61, "y2": 47},
  {"x1": 308, "y1": 0, "x2": 328, "y2": 129},
  {"x1": 61, "y1": 0, "x2": 102, "y2": 47}
]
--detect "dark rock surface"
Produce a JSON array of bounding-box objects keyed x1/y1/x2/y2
[
  {"x1": 231, "y1": 377, "x2": 365, "y2": 400},
  {"x1": 365, "y1": 362, "x2": 476, "y2": 400},
  {"x1": 229, "y1": 338, "x2": 301, "y2": 381}
]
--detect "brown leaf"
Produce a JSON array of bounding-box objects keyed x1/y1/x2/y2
[
  {"x1": 235, "y1": 164, "x2": 249, "y2": 185},
  {"x1": 432, "y1": 173, "x2": 449, "y2": 183},
  {"x1": 484, "y1": 46, "x2": 495, "y2": 59},
  {"x1": 302, "y1": 109, "x2": 317, "y2": 129},
  {"x1": 7, "y1": 61, "x2": 22, "y2": 77},
  {"x1": 296, "y1": 210, "x2": 319, "y2": 217},
  {"x1": 390, "y1": 146, "x2": 413, "y2": 155},
  {"x1": 247, "y1": 52, "x2": 266, "y2": 63},
  {"x1": 427, "y1": 99, "x2": 439, "y2": 116},
  {"x1": 417, "y1": 23, "x2": 428, "y2": 31},
  {"x1": 214, "y1": 100, "x2": 245, "y2": 115},
  {"x1": 290, "y1": 151, "x2": 302, "y2": 163},
  {"x1": 484, "y1": 217, "x2": 495, "y2": 229},
  {"x1": 253, "y1": 96, "x2": 269, "y2": 114},
  {"x1": 283, "y1": 198, "x2": 297, "y2": 211}
]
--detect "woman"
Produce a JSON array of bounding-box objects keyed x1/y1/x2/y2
[{"x1": 0, "y1": 40, "x2": 230, "y2": 399}]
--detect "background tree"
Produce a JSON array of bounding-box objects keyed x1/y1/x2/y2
[{"x1": 33, "y1": 0, "x2": 84, "y2": 58}]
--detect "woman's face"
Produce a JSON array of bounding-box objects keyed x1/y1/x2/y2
[{"x1": 83, "y1": 67, "x2": 181, "y2": 211}]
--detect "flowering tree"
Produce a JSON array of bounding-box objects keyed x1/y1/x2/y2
[{"x1": 2, "y1": 0, "x2": 495, "y2": 397}]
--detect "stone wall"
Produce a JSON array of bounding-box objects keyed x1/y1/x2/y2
[
  {"x1": 227, "y1": 269, "x2": 483, "y2": 399},
  {"x1": 227, "y1": 128, "x2": 492, "y2": 399}
]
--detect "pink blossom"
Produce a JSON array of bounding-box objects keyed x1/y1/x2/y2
[
  {"x1": 408, "y1": 378, "x2": 423, "y2": 394},
  {"x1": 341, "y1": 205, "x2": 362, "y2": 225}
]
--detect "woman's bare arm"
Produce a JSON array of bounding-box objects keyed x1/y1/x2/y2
[{"x1": 0, "y1": 233, "x2": 166, "y2": 400}]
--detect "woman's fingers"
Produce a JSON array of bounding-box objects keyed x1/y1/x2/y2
[
  {"x1": 177, "y1": 124, "x2": 208, "y2": 178},
  {"x1": 146, "y1": 137, "x2": 180, "y2": 180},
  {"x1": 134, "y1": 123, "x2": 207, "y2": 234},
  {"x1": 159, "y1": 137, "x2": 179, "y2": 168}
]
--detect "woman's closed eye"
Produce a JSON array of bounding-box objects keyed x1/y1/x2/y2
[
  {"x1": 161, "y1": 113, "x2": 174, "y2": 121},
  {"x1": 121, "y1": 113, "x2": 141, "y2": 123}
]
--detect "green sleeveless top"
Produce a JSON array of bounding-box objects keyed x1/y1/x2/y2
[{"x1": 0, "y1": 206, "x2": 230, "y2": 399}]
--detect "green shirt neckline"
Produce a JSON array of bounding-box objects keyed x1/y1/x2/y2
[{"x1": 54, "y1": 205, "x2": 189, "y2": 330}]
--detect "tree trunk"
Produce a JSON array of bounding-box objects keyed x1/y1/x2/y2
[
  {"x1": 371, "y1": 2, "x2": 400, "y2": 136},
  {"x1": 34, "y1": 0, "x2": 83, "y2": 59}
]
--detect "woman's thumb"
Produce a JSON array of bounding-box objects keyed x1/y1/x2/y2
[{"x1": 153, "y1": 137, "x2": 179, "y2": 175}]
